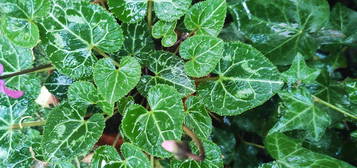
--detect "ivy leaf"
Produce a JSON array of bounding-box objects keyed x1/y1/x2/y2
[
  {"x1": 93, "y1": 57, "x2": 141, "y2": 104},
  {"x1": 184, "y1": 97, "x2": 212, "y2": 138},
  {"x1": 108, "y1": 0, "x2": 191, "y2": 23},
  {"x1": 270, "y1": 89, "x2": 331, "y2": 141},
  {"x1": 41, "y1": 0, "x2": 124, "y2": 79},
  {"x1": 137, "y1": 51, "x2": 195, "y2": 98},
  {"x1": 0, "y1": 0, "x2": 51, "y2": 47},
  {"x1": 152, "y1": 20, "x2": 177, "y2": 47},
  {"x1": 229, "y1": 0, "x2": 330, "y2": 65},
  {"x1": 170, "y1": 140, "x2": 224, "y2": 168},
  {"x1": 0, "y1": 35, "x2": 41, "y2": 97},
  {"x1": 118, "y1": 96, "x2": 135, "y2": 115},
  {"x1": 0, "y1": 96, "x2": 38, "y2": 163},
  {"x1": 198, "y1": 42, "x2": 283, "y2": 116},
  {"x1": 116, "y1": 21, "x2": 154, "y2": 58},
  {"x1": 42, "y1": 103, "x2": 105, "y2": 163},
  {"x1": 264, "y1": 133, "x2": 355, "y2": 168},
  {"x1": 44, "y1": 71, "x2": 74, "y2": 100},
  {"x1": 93, "y1": 143, "x2": 151, "y2": 168},
  {"x1": 184, "y1": 0, "x2": 227, "y2": 36},
  {"x1": 179, "y1": 35, "x2": 224, "y2": 77},
  {"x1": 122, "y1": 85, "x2": 184, "y2": 158},
  {"x1": 68, "y1": 81, "x2": 114, "y2": 115},
  {"x1": 282, "y1": 53, "x2": 320, "y2": 85}
]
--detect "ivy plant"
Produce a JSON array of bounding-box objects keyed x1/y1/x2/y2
[{"x1": 0, "y1": 0, "x2": 356, "y2": 167}]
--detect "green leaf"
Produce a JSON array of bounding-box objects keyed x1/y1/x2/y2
[
  {"x1": 184, "y1": 97, "x2": 212, "y2": 138},
  {"x1": 122, "y1": 85, "x2": 184, "y2": 158},
  {"x1": 91, "y1": 145, "x2": 121, "y2": 168},
  {"x1": 282, "y1": 53, "x2": 320, "y2": 85},
  {"x1": 325, "y1": 3, "x2": 357, "y2": 44},
  {"x1": 270, "y1": 89, "x2": 331, "y2": 141},
  {"x1": 116, "y1": 21, "x2": 154, "y2": 57},
  {"x1": 170, "y1": 140, "x2": 224, "y2": 168},
  {"x1": 44, "y1": 71, "x2": 74, "y2": 100},
  {"x1": 184, "y1": 0, "x2": 227, "y2": 36},
  {"x1": 198, "y1": 42, "x2": 283, "y2": 116},
  {"x1": 41, "y1": 0, "x2": 124, "y2": 79},
  {"x1": 93, "y1": 57, "x2": 141, "y2": 104},
  {"x1": 179, "y1": 35, "x2": 224, "y2": 77},
  {"x1": 153, "y1": 0, "x2": 192, "y2": 22},
  {"x1": 0, "y1": 0, "x2": 51, "y2": 47},
  {"x1": 42, "y1": 103, "x2": 105, "y2": 163},
  {"x1": 108, "y1": 0, "x2": 191, "y2": 23},
  {"x1": 212, "y1": 128, "x2": 236, "y2": 164},
  {"x1": 0, "y1": 35, "x2": 41, "y2": 97},
  {"x1": 0, "y1": 96, "x2": 38, "y2": 163},
  {"x1": 98, "y1": 143, "x2": 151, "y2": 168},
  {"x1": 137, "y1": 51, "x2": 195, "y2": 98},
  {"x1": 264, "y1": 133, "x2": 355, "y2": 168},
  {"x1": 118, "y1": 96, "x2": 135, "y2": 115},
  {"x1": 68, "y1": 81, "x2": 114, "y2": 115},
  {"x1": 152, "y1": 20, "x2": 177, "y2": 47},
  {"x1": 229, "y1": 0, "x2": 330, "y2": 65}
]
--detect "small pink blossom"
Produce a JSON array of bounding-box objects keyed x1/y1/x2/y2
[
  {"x1": 162, "y1": 140, "x2": 178, "y2": 153},
  {"x1": 0, "y1": 64, "x2": 24, "y2": 99}
]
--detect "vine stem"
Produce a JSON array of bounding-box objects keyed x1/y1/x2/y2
[
  {"x1": 150, "y1": 155, "x2": 155, "y2": 168},
  {"x1": 182, "y1": 125, "x2": 205, "y2": 161},
  {"x1": 10, "y1": 120, "x2": 46, "y2": 129},
  {"x1": 147, "y1": 0, "x2": 153, "y2": 28},
  {"x1": 92, "y1": 47, "x2": 120, "y2": 67},
  {"x1": 312, "y1": 95, "x2": 357, "y2": 120},
  {"x1": 0, "y1": 64, "x2": 54, "y2": 79}
]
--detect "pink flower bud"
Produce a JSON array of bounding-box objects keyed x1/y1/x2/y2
[
  {"x1": 0, "y1": 64, "x2": 24, "y2": 99},
  {"x1": 162, "y1": 140, "x2": 178, "y2": 153}
]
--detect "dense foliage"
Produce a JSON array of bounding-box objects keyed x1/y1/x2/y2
[{"x1": 0, "y1": 0, "x2": 356, "y2": 167}]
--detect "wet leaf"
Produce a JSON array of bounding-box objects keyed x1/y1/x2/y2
[
  {"x1": 180, "y1": 35, "x2": 224, "y2": 77},
  {"x1": 93, "y1": 57, "x2": 141, "y2": 104},
  {"x1": 198, "y1": 42, "x2": 283, "y2": 116},
  {"x1": 122, "y1": 85, "x2": 184, "y2": 158},
  {"x1": 184, "y1": 97, "x2": 212, "y2": 138},
  {"x1": 41, "y1": 0, "x2": 124, "y2": 79},
  {"x1": 152, "y1": 20, "x2": 177, "y2": 47}
]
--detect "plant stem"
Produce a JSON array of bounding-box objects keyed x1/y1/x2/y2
[
  {"x1": 182, "y1": 125, "x2": 205, "y2": 161},
  {"x1": 147, "y1": 0, "x2": 153, "y2": 29},
  {"x1": 194, "y1": 76, "x2": 219, "y2": 83},
  {"x1": 150, "y1": 155, "x2": 155, "y2": 168},
  {"x1": 10, "y1": 120, "x2": 46, "y2": 129},
  {"x1": 0, "y1": 64, "x2": 53, "y2": 79},
  {"x1": 92, "y1": 47, "x2": 120, "y2": 67},
  {"x1": 312, "y1": 95, "x2": 357, "y2": 120}
]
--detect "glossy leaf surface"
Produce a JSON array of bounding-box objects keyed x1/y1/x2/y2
[{"x1": 152, "y1": 20, "x2": 177, "y2": 47}]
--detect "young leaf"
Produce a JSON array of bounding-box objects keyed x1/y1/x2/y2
[
  {"x1": 170, "y1": 140, "x2": 224, "y2": 168},
  {"x1": 0, "y1": 35, "x2": 41, "y2": 97},
  {"x1": 122, "y1": 85, "x2": 184, "y2": 158},
  {"x1": 184, "y1": 97, "x2": 212, "y2": 138},
  {"x1": 68, "y1": 81, "x2": 114, "y2": 116},
  {"x1": 137, "y1": 51, "x2": 195, "y2": 98},
  {"x1": 118, "y1": 96, "x2": 135, "y2": 115},
  {"x1": 41, "y1": 0, "x2": 124, "y2": 79},
  {"x1": 184, "y1": 0, "x2": 227, "y2": 36},
  {"x1": 0, "y1": 0, "x2": 50, "y2": 47},
  {"x1": 229, "y1": 0, "x2": 330, "y2": 65},
  {"x1": 264, "y1": 133, "x2": 355, "y2": 168},
  {"x1": 117, "y1": 21, "x2": 154, "y2": 58},
  {"x1": 282, "y1": 53, "x2": 320, "y2": 85},
  {"x1": 93, "y1": 57, "x2": 141, "y2": 104},
  {"x1": 108, "y1": 0, "x2": 191, "y2": 23},
  {"x1": 270, "y1": 89, "x2": 331, "y2": 141},
  {"x1": 152, "y1": 20, "x2": 177, "y2": 47},
  {"x1": 93, "y1": 143, "x2": 151, "y2": 168},
  {"x1": 42, "y1": 103, "x2": 105, "y2": 163},
  {"x1": 198, "y1": 42, "x2": 283, "y2": 116},
  {"x1": 179, "y1": 35, "x2": 224, "y2": 77}
]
